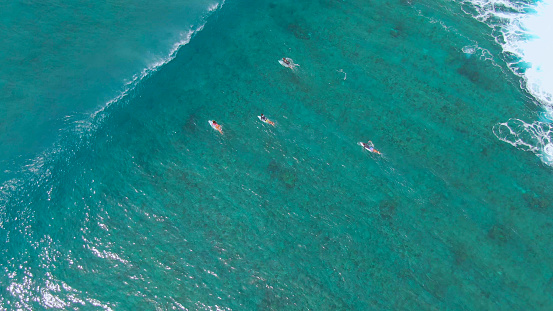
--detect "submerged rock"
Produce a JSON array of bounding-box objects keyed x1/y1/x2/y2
[
  {"x1": 288, "y1": 23, "x2": 311, "y2": 40},
  {"x1": 379, "y1": 199, "x2": 397, "y2": 220},
  {"x1": 267, "y1": 159, "x2": 298, "y2": 189}
]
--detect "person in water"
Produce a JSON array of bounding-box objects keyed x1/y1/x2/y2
[
  {"x1": 259, "y1": 114, "x2": 275, "y2": 126},
  {"x1": 211, "y1": 120, "x2": 223, "y2": 134},
  {"x1": 362, "y1": 141, "x2": 381, "y2": 154}
]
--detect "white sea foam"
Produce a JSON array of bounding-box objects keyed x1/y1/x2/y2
[
  {"x1": 462, "y1": 45, "x2": 477, "y2": 54},
  {"x1": 460, "y1": 0, "x2": 553, "y2": 165},
  {"x1": 514, "y1": 2, "x2": 553, "y2": 106},
  {"x1": 459, "y1": 0, "x2": 553, "y2": 88},
  {"x1": 208, "y1": 0, "x2": 225, "y2": 12},
  {"x1": 493, "y1": 118, "x2": 553, "y2": 165}
]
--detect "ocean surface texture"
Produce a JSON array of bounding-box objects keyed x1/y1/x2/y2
[{"x1": 1, "y1": 0, "x2": 553, "y2": 309}]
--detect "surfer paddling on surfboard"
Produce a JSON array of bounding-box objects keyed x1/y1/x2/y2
[
  {"x1": 359, "y1": 141, "x2": 381, "y2": 155},
  {"x1": 208, "y1": 120, "x2": 223, "y2": 135},
  {"x1": 279, "y1": 57, "x2": 299, "y2": 70},
  {"x1": 258, "y1": 114, "x2": 275, "y2": 126}
]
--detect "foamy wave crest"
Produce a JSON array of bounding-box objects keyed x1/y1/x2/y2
[
  {"x1": 0, "y1": 2, "x2": 225, "y2": 309},
  {"x1": 0, "y1": 1, "x2": 224, "y2": 221},
  {"x1": 90, "y1": 0, "x2": 226, "y2": 128},
  {"x1": 458, "y1": 0, "x2": 553, "y2": 107},
  {"x1": 208, "y1": 0, "x2": 225, "y2": 12},
  {"x1": 458, "y1": 0, "x2": 553, "y2": 166},
  {"x1": 493, "y1": 118, "x2": 553, "y2": 165},
  {"x1": 90, "y1": 24, "x2": 204, "y2": 124}
]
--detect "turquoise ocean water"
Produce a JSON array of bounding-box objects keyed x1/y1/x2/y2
[{"x1": 1, "y1": 0, "x2": 553, "y2": 309}]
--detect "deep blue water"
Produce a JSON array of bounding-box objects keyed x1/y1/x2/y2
[{"x1": 1, "y1": 0, "x2": 553, "y2": 309}]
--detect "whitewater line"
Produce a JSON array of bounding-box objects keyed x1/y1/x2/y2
[
  {"x1": 0, "y1": 1, "x2": 226, "y2": 208},
  {"x1": 90, "y1": 0, "x2": 226, "y2": 125},
  {"x1": 457, "y1": 0, "x2": 553, "y2": 165}
]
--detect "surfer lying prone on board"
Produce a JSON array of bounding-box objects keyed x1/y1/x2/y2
[
  {"x1": 208, "y1": 120, "x2": 223, "y2": 135},
  {"x1": 359, "y1": 141, "x2": 381, "y2": 155},
  {"x1": 279, "y1": 57, "x2": 299, "y2": 70},
  {"x1": 258, "y1": 114, "x2": 275, "y2": 126}
]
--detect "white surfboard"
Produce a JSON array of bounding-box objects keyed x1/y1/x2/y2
[
  {"x1": 258, "y1": 116, "x2": 275, "y2": 126},
  {"x1": 278, "y1": 58, "x2": 299, "y2": 70},
  {"x1": 208, "y1": 120, "x2": 223, "y2": 134},
  {"x1": 358, "y1": 142, "x2": 380, "y2": 154}
]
